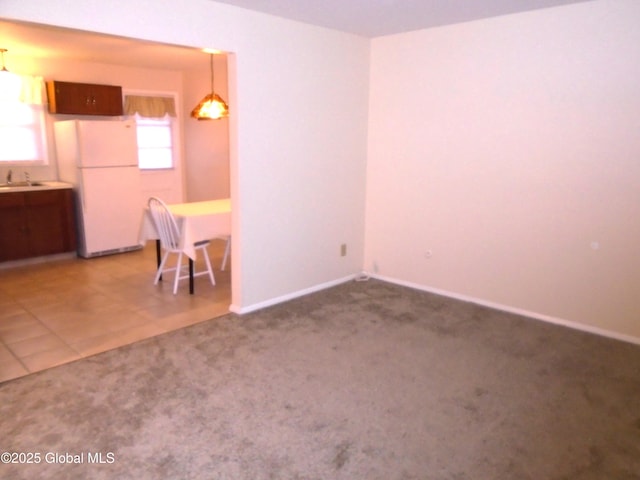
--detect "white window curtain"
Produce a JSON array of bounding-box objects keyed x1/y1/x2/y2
[
  {"x1": 0, "y1": 75, "x2": 47, "y2": 163},
  {"x1": 124, "y1": 95, "x2": 176, "y2": 118},
  {"x1": 19, "y1": 75, "x2": 45, "y2": 105},
  {"x1": 0, "y1": 74, "x2": 43, "y2": 104}
]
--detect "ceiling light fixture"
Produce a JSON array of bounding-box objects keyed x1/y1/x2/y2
[
  {"x1": 0, "y1": 48, "x2": 22, "y2": 102},
  {"x1": 190, "y1": 52, "x2": 229, "y2": 120}
]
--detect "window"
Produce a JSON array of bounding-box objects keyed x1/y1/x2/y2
[
  {"x1": 135, "y1": 114, "x2": 174, "y2": 170},
  {"x1": 0, "y1": 103, "x2": 48, "y2": 164},
  {"x1": 124, "y1": 94, "x2": 177, "y2": 170}
]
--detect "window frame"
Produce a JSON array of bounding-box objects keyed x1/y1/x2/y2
[
  {"x1": 124, "y1": 90, "x2": 180, "y2": 172},
  {"x1": 134, "y1": 113, "x2": 176, "y2": 171}
]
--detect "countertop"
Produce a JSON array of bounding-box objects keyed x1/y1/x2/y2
[{"x1": 0, "y1": 181, "x2": 74, "y2": 193}]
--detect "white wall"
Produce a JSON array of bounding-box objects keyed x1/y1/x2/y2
[
  {"x1": 0, "y1": 0, "x2": 370, "y2": 311},
  {"x1": 366, "y1": 0, "x2": 640, "y2": 340}
]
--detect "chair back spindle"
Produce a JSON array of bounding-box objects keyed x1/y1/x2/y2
[{"x1": 148, "y1": 197, "x2": 180, "y2": 250}]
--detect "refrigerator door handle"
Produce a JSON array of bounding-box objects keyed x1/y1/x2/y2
[{"x1": 78, "y1": 169, "x2": 87, "y2": 212}]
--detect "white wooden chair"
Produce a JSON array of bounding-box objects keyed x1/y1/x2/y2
[{"x1": 147, "y1": 196, "x2": 215, "y2": 294}]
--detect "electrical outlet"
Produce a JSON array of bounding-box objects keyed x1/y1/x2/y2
[{"x1": 340, "y1": 244, "x2": 347, "y2": 257}]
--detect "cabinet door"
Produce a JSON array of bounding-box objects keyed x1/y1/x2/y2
[
  {"x1": 25, "y1": 190, "x2": 76, "y2": 257},
  {"x1": 47, "y1": 81, "x2": 87, "y2": 114},
  {"x1": 47, "y1": 81, "x2": 123, "y2": 116},
  {"x1": 0, "y1": 193, "x2": 30, "y2": 261},
  {"x1": 90, "y1": 84, "x2": 124, "y2": 115}
]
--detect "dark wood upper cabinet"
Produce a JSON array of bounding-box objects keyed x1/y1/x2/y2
[{"x1": 46, "y1": 81, "x2": 124, "y2": 116}]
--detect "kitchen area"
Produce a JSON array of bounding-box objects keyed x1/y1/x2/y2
[{"x1": 0, "y1": 20, "x2": 232, "y2": 382}]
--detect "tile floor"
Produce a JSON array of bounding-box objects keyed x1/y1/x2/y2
[{"x1": 0, "y1": 240, "x2": 231, "y2": 383}]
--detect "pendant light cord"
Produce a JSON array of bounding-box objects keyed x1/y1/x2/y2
[{"x1": 210, "y1": 54, "x2": 215, "y2": 95}]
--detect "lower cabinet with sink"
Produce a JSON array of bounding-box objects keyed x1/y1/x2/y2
[{"x1": 0, "y1": 186, "x2": 77, "y2": 262}]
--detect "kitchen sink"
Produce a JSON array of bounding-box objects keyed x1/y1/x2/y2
[{"x1": 0, "y1": 181, "x2": 45, "y2": 188}]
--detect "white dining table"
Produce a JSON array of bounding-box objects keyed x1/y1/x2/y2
[{"x1": 138, "y1": 198, "x2": 231, "y2": 293}]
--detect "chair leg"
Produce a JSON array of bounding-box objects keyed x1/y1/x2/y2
[
  {"x1": 202, "y1": 247, "x2": 216, "y2": 286},
  {"x1": 154, "y1": 251, "x2": 171, "y2": 285},
  {"x1": 173, "y1": 252, "x2": 183, "y2": 294},
  {"x1": 221, "y1": 237, "x2": 231, "y2": 271},
  {"x1": 155, "y1": 247, "x2": 217, "y2": 294}
]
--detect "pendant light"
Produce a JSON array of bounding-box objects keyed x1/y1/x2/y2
[
  {"x1": 0, "y1": 48, "x2": 22, "y2": 102},
  {"x1": 191, "y1": 52, "x2": 229, "y2": 120}
]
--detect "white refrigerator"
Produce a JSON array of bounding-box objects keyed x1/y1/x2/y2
[{"x1": 54, "y1": 119, "x2": 142, "y2": 258}]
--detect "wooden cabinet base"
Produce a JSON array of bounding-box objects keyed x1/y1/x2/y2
[{"x1": 0, "y1": 189, "x2": 77, "y2": 262}]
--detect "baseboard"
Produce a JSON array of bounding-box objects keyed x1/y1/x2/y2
[
  {"x1": 367, "y1": 273, "x2": 640, "y2": 347},
  {"x1": 229, "y1": 274, "x2": 358, "y2": 315},
  {"x1": 0, "y1": 252, "x2": 77, "y2": 270}
]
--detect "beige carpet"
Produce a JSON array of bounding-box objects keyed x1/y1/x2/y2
[{"x1": 1, "y1": 279, "x2": 639, "y2": 479}]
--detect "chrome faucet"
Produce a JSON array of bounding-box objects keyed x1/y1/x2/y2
[{"x1": 6, "y1": 169, "x2": 12, "y2": 185}]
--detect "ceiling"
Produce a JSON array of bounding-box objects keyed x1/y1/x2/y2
[
  {"x1": 0, "y1": 0, "x2": 594, "y2": 71},
  {"x1": 212, "y1": 0, "x2": 595, "y2": 37},
  {"x1": 0, "y1": 20, "x2": 209, "y2": 72}
]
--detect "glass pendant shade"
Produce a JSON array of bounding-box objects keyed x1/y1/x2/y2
[
  {"x1": 191, "y1": 92, "x2": 229, "y2": 120},
  {"x1": 191, "y1": 53, "x2": 229, "y2": 120}
]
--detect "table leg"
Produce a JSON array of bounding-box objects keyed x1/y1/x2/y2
[
  {"x1": 189, "y1": 258, "x2": 194, "y2": 294},
  {"x1": 155, "y1": 239, "x2": 162, "y2": 281}
]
